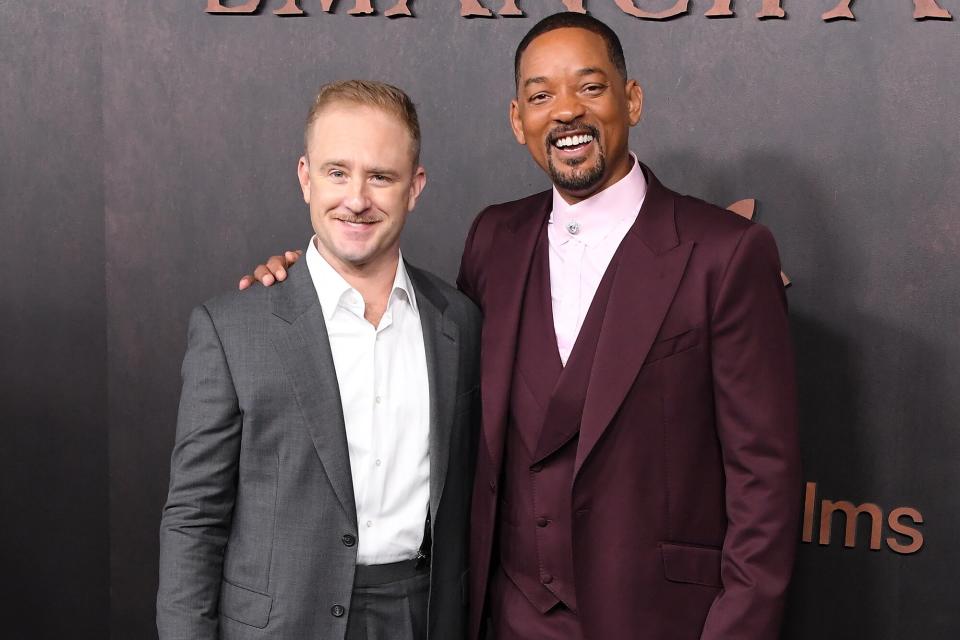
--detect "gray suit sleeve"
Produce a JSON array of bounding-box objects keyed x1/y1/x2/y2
[{"x1": 157, "y1": 304, "x2": 242, "y2": 640}]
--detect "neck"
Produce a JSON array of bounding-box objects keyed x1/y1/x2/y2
[{"x1": 316, "y1": 239, "x2": 399, "y2": 326}]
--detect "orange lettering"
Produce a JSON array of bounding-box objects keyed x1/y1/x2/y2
[
  {"x1": 206, "y1": 0, "x2": 262, "y2": 13},
  {"x1": 802, "y1": 481, "x2": 817, "y2": 543},
  {"x1": 822, "y1": 0, "x2": 855, "y2": 21},
  {"x1": 705, "y1": 0, "x2": 785, "y2": 18},
  {"x1": 615, "y1": 0, "x2": 689, "y2": 20},
  {"x1": 206, "y1": 0, "x2": 303, "y2": 14},
  {"x1": 886, "y1": 507, "x2": 924, "y2": 554},
  {"x1": 914, "y1": 0, "x2": 953, "y2": 19},
  {"x1": 819, "y1": 500, "x2": 883, "y2": 550},
  {"x1": 385, "y1": 0, "x2": 413, "y2": 17},
  {"x1": 460, "y1": 0, "x2": 583, "y2": 16}
]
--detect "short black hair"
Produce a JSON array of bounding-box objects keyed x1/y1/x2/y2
[{"x1": 514, "y1": 12, "x2": 628, "y2": 90}]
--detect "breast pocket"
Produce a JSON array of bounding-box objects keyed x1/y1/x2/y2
[{"x1": 643, "y1": 327, "x2": 701, "y2": 366}]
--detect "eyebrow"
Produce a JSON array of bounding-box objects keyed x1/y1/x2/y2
[
  {"x1": 576, "y1": 67, "x2": 607, "y2": 78},
  {"x1": 522, "y1": 67, "x2": 608, "y2": 90},
  {"x1": 319, "y1": 160, "x2": 399, "y2": 177},
  {"x1": 523, "y1": 76, "x2": 548, "y2": 89}
]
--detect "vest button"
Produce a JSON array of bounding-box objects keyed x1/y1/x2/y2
[
  {"x1": 541, "y1": 573, "x2": 554, "y2": 585},
  {"x1": 536, "y1": 517, "x2": 549, "y2": 528},
  {"x1": 342, "y1": 534, "x2": 356, "y2": 547},
  {"x1": 331, "y1": 604, "x2": 346, "y2": 617},
  {"x1": 530, "y1": 463, "x2": 543, "y2": 473}
]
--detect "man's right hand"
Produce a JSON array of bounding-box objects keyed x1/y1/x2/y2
[{"x1": 238, "y1": 250, "x2": 303, "y2": 290}]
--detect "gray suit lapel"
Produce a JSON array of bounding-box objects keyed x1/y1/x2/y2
[
  {"x1": 268, "y1": 264, "x2": 357, "y2": 524},
  {"x1": 408, "y1": 264, "x2": 459, "y2": 527}
]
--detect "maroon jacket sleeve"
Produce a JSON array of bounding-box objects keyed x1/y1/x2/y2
[
  {"x1": 700, "y1": 223, "x2": 802, "y2": 640},
  {"x1": 456, "y1": 208, "x2": 491, "y2": 310}
]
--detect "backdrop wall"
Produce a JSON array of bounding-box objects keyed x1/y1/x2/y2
[{"x1": 3, "y1": 1, "x2": 959, "y2": 638}]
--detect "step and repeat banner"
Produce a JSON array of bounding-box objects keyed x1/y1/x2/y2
[{"x1": 3, "y1": 1, "x2": 959, "y2": 637}]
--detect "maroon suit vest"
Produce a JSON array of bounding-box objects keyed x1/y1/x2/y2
[{"x1": 497, "y1": 223, "x2": 620, "y2": 618}]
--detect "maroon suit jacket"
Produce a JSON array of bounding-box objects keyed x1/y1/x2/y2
[{"x1": 457, "y1": 166, "x2": 802, "y2": 640}]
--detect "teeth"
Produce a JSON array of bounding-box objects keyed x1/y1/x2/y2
[{"x1": 555, "y1": 134, "x2": 594, "y2": 148}]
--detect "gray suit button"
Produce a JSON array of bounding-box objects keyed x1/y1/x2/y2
[
  {"x1": 342, "y1": 534, "x2": 356, "y2": 547},
  {"x1": 331, "y1": 604, "x2": 346, "y2": 617}
]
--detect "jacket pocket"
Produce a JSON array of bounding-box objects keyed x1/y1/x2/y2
[
  {"x1": 659, "y1": 541, "x2": 722, "y2": 588},
  {"x1": 644, "y1": 327, "x2": 701, "y2": 366},
  {"x1": 220, "y1": 579, "x2": 273, "y2": 629}
]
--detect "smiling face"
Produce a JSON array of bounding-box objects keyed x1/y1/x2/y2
[
  {"x1": 297, "y1": 103, "x2": 426, "y2": 277},
  {"x1": 511, "y1": 27, "x2": 643, "y2": 203}
]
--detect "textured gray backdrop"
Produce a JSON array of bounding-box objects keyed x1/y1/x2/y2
[{"x1": 3, "y1": 1, "x2": 959, "y2": 638}]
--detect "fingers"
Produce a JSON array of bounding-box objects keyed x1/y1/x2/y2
[
  {"x1": 253, "y1": 264, "x2": 275, "y2": 286},
  {"x1": 240, "y1": 249, "x2": 303, "y2": 290},
  {"x1": 265, "y1": 255, "x2": 289, "y2": 283}
]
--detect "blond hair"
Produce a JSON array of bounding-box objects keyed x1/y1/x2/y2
[{"x1": 304, "y1": 80, "x2": 421, "y2": 165}]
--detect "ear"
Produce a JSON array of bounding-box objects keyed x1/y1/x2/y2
[
  {"x1": 626, "y1": 80, "x2": 643, "y2": 127},
  {"x1": 509, "y1": 99, "x2": 527, "y2": 145},
  {"x1": 407, "y1": 166, "x2": 427, "y2": 211},
  {"x1": 297, "y1": 155, "x2": 311, "y2": 204}
]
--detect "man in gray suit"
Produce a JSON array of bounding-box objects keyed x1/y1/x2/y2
[{"x1": 157, "y1": 80, "x2": 481, "y2": 640}]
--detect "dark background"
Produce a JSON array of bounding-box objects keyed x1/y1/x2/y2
[{"x1": 3, "y1": 1, "x2": 959, "y2": 638}]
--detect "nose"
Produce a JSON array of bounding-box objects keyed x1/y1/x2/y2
[
  {"x1": 549, "y1": 88, "x2": 586, "y2": 124},
  {"x1": 342, "y1": 177, "x2": 372, "y2": 214}
]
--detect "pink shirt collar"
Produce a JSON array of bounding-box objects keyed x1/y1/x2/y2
[{"x1": 549, "y1": 153, "x2": 647, "y2": 246}]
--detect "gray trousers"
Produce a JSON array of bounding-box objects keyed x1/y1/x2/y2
[{"x1": 345, "y1": 560, "x2": 430, "y2": 640}]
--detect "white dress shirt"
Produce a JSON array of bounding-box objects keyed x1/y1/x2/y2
[
  {"x1": 548, "y1": 154, "x2": 647, "y2": 364},
  {"x1": 305, "y1": 238, "x2": 431, "y2": 565}
]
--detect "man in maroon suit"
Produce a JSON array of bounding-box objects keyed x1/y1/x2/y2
[{"x1": 242, "y1": 13, "x2": 801, "y2": 640}]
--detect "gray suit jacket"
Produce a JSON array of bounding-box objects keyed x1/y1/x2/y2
[{"x1": 157, "y1": 261, "x2": 481, "y2": 640}]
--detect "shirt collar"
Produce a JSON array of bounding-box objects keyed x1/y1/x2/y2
[
  {"x1": 305, "y1": 236, "x2": 418, "y2": 322},
  {"x1": 549, "y1": 152, "x2": 647, "y2": 245}
]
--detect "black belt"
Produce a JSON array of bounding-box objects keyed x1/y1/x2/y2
[
  {"x1": 354, "y1": 513, "x2": 431, "y2": 587},
  {"x1": 354, "y1": 558, "x2": 429, "y2": 587}
]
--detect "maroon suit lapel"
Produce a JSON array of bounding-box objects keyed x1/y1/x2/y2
[
  {"x1": 480, "y1": 192, "x2": 552, "y2": 470},
  {"x1": 575, "y1": 168, "x2": 694, "y2": 477}
]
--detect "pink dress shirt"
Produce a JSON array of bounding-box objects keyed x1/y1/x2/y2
[{"x1": 548, "y1": 154, "x2": 647, "y2": 364}]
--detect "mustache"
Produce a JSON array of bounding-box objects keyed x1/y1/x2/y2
[
  {"x1": 546, "y1": 122, "x2": 600, "y2": 146},
  {"x1": 332, "y1": 215, "x2": 383, "y2": 224}
]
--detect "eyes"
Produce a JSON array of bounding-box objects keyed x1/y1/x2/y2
[
  {"x1": 527, "y1": 83, "x2": 607, "y2": 105},
  {"x1": 326, "y1": 169, "x2": 394, "y2": 185}
]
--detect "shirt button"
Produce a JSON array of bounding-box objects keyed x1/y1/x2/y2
[
  {"x1": 331, "y1": 604, "x2": 345, "y2": 617},
  {"x1": 366, "y1": 520, "x2": 373, "y2": 528},
  {"x1": 541, "y1": 574, "x2": 554, "y2": 585},
  {"x1": 566, "y1": 221, "x2": 580, "y2": 235},
  {"x1": 375, "y1": 459, "x2": 382, "y2": 466},
  {"x1": 536, "y1": 517, "x2": 549, "y2": 528},
  {"x1": 342, "y1": 534, "x2": 356, "y2": 547},
  {"x1": 375, "y1": 395, "x2": 382, "y2": 404}
]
